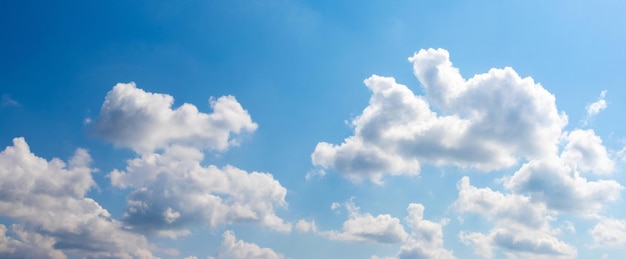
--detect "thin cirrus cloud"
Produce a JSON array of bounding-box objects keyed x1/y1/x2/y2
[{"x1": 312, "y1": 48, "x2": 567, "y2": 183}]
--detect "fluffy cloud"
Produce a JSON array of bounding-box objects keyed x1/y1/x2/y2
[
  {"x1": 209, "y1": 230, "x2": 283, "y2": 259},
  {"x1": 0, "y1": 138, "x2": 155, "y2": 258},
  {"x1": 0, "y1": 224, "x2": 65, "y2": 259},
  {"x1": 111, "y1": 144, "x2": 291, "y2": 236},
  {"x1": 91, "y1": 83, "x2": 290, "y2": 236},
  {"x1": 325, "y1": 199, "x2": 408, "y2": 244},
  {"x1": 506, "y1": 157, "x2": 622, "y2": 214},
  {"x1": 560, "y1": 129, "x2": 614, "y2": 175},
  {"x1": 459, "y1": 224, "x2": 576, "y2": 259},
  {"x1": 92, "y1": 82, "x2": 257, "y2": 154},
  {"x1": 454, "y1": 176, "x2": 551, "y2": 229},
  {"x1": 312, "y1": 48, "x2": 567, "y2": 183},
  {"x1": 589, "y1": 217, "x2": 626, "y2": 248},
  {"x1": 584, "y1": 90, "x2": 607, "y2": 125},
  {"x1": 396, "y1": 203, "x2": 455, "y2": 259},
  {"x1": 454, "y1": 176, "x2": 576, "y2": 258},
  {"x1": 302, "y1": 199, "x2": 454, "y2": 258}
]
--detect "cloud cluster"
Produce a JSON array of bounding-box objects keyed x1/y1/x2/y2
[
  {"x1": 454, "y1": 127, "x2": 622, "y2": 258},
  {"x1": 92, "y1": 84, "x2": 291, "y2": 237},
  {"x1": 298, "y1": 199, "x2": 454, "y2": 258},
  {"x1": 111, "y1": 145, "x2": 291, "y2": 236},
  {"x1": 93, "y1": 82, "x2": 257, "y2": 154},
  {"x1": 454, "y1": 176, "x2": 576, "y2": 258},
  {"x1": 590, "y1": 217, "x2": 626, "y2": 248},
  {"x1": 312, "y1": 48, "x2": 567, "y2": 183},
  {"x1": 325, "y1": 199, "x2": 408, "y2": 244},
  {"x1": 0, "y1": 138, "x2": 155, "y2": 258},
  {"x1": 209, "y1": 231, "x2": 284, "y2": 259},
  {"x1": 311, "y1": 48, "x2": 625, "y2": 257}
]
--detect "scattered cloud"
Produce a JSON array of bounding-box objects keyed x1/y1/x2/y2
[
  {"x1": 583, "y1": 90, "x2": 607, "y2": 125},
  {"x1": 454, "y1": 176, "x2": 576, "y2": 258},
  {"x1": 0, "y1": 138, "x2": 155, "y2": 258},
  {"x1": 312, "y1": 48, "x2": 567, "y2": 183},
  {"x1": 111, "y1": 145, "x2": 291, "y2": 236},
  {"x1": 324, "y1": 198, "x2": 408, "y2": 244},
  {"x1": 0, "y1": 224, "x2": 66, "y2": 259},
  {"x1": 560, "y1": 129, "x2": 614, "y2": 175},
  {"x1": 589, "y1": 217, "x2": 626, "y2": 248},
  {"x1": 209, "y1": 230, "x2": 284, "y2": 259},
  {"x1": 506, "y1": 156, "x2": 622, "y2": 215},
  {"x1": 459, "y1": 224, "x2": 577, "y2": 259},
  {"x1": 396, "y1": 203, "x2": 455, "y2": 259},
  {"x1": 89, "y1": 83, "x2": 291, "y2": 237},
  {"x1": 304, "y1": 169, "x2": 326, "y2": 181},
  {"x1": 92, "y1": 82, "x2": 257, "y2": 154},
  {"x1": 1, "y1": 94, "x2": 20, "y2": 107}
]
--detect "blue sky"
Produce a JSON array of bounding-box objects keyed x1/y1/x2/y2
[{"x1": 1, "y1": 1, "x2": 626, "y2": 258}]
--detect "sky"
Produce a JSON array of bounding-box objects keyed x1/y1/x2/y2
[{"x1": 1, "y1": 1, "x2": 626, "y2": 258}]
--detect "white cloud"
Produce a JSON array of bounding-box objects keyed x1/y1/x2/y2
[
  {"x1": 210, "y1": 230, "x2": 283, "y2": 259},
  {"x1": 459, "y1": 224, "x2": 577, "y2": 259},
  {"x1": 111, "y1": 144, "x2": 291, "y2": 236},
  {"x1": 454, "y1": 176, "x2": 552, "y2": 229},
  {"x1": 324, "y1": 199, "x2": 408, "y2": 244},
  {"x1": 0, "y1": 224, "x2": 66, "y2": 259},
  {"x1": 92, "y1": 82, "x2": 257, "y2": 154},
  {"x1": 584, "y1": 90, "x2": 607, "y2": 125},
  {"x1": 396, "y1": 203, "x2": 455, "y2": 259},
  {"x1": 295, "y1": 219, "x2": 318, "y2": 233},
  {"x1": 506, "y1": 158, "x2": 622, "y2": 214},
  {"x1": 454, "y1": 176, "x2": 576, "y2": 258},
  {"x1": 589, "y1": 217, "x2": 626, "y2": 248},
  {"x1": 0, "y1": 138, "x2": 155, "y2": 258},
  {"x1": 560, "y1": 129, "x2": 614, "y2": 175},
  {"x1": 304, "y1": 169, "x2": 326, "y2": 181},
  {"x1": 312, "y1": 48, "x2": 567, "y2": 183}
]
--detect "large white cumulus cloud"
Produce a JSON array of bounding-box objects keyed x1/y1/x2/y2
[
  {"x1": 0, "y1": 138, "x2": 155, "y2": 258},
  {"x1": 91, "y1": 83, "x2": 290, "y2": 237},
  {"x1": 312, "y1": 48, "x2": 567, "y2": 183},
  {"x1": 454, "y1": 176, "x2": 576, "y2": 258},
  {"x1": 209, "y1": 230, "x2": 284, "y2": 259},
  {"x1": 93, "y1": 82, "x2": 257, "y2": 154},
  {"x1": 111, "y1": 145, "x2": 291, "y2": 236}
]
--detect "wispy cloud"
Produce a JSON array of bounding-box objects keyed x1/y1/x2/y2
[
  {"x1": 583, "y1": 90, "x2": 607, "y2": 126},
  {"x1": 1, "y1": 94, "x2": 20, "y2": 108}
]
